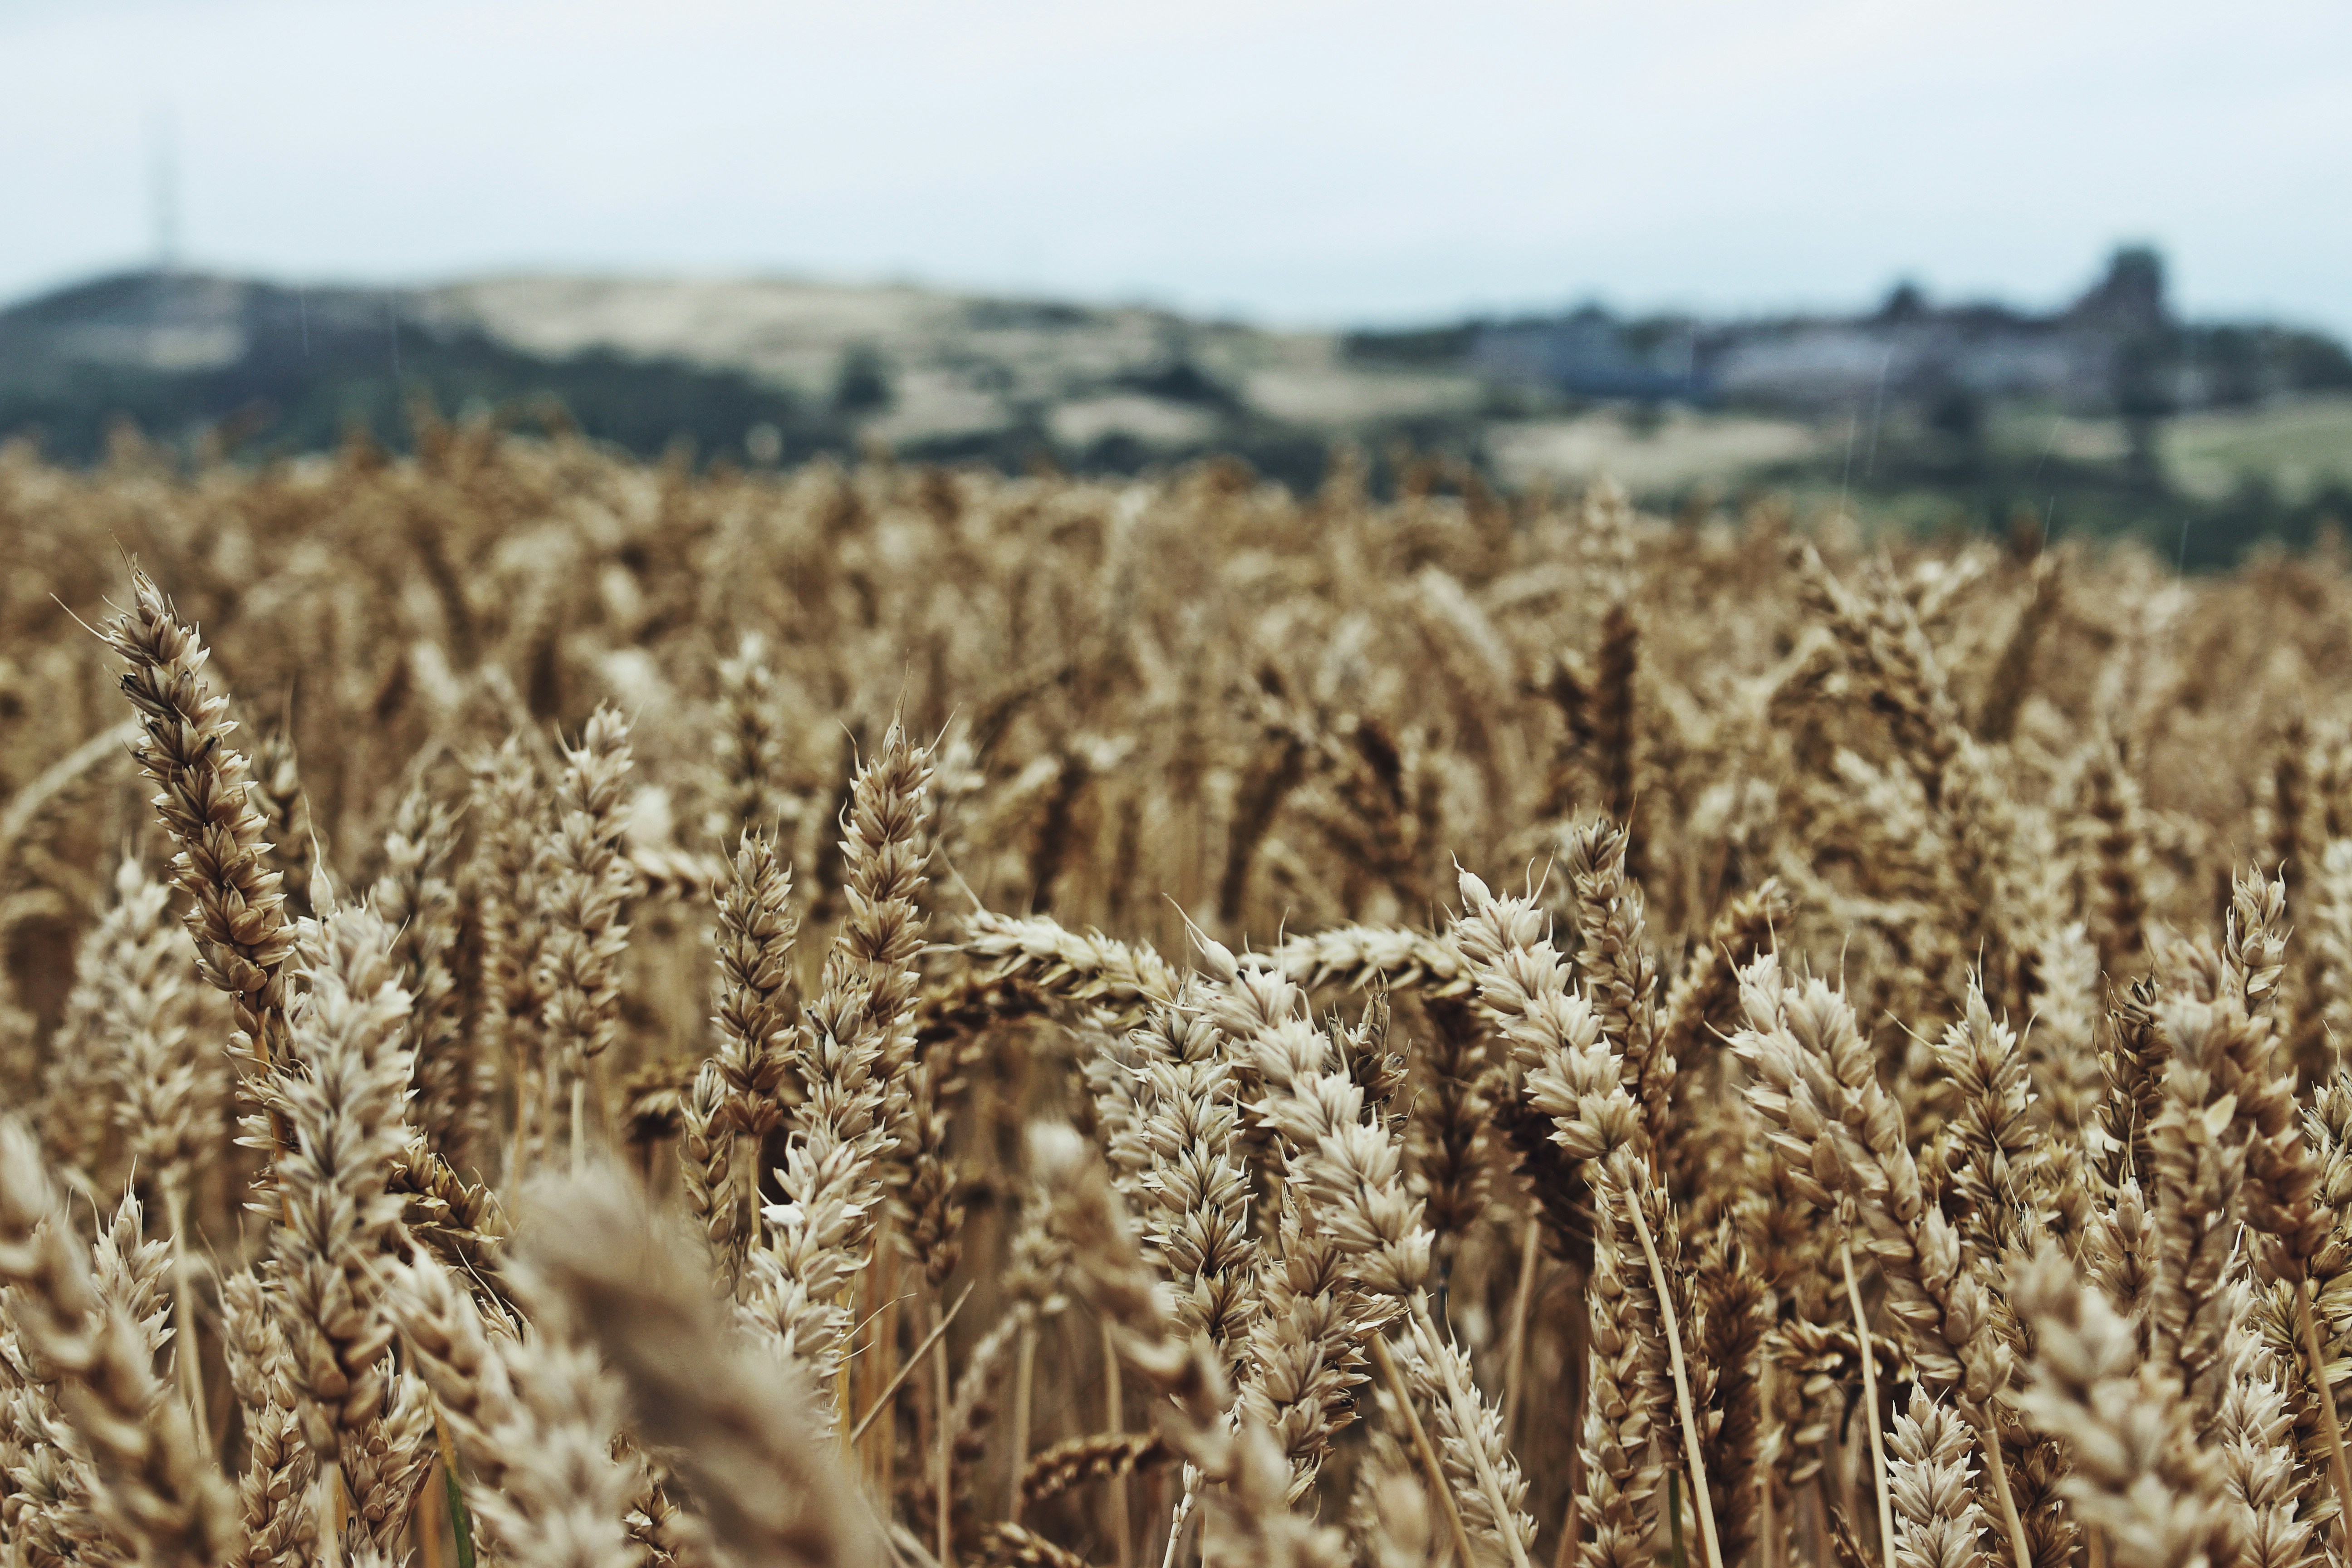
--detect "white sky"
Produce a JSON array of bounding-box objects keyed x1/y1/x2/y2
[{"x1": 4, "y1": 0, "x2": 2347, "y2": 333}]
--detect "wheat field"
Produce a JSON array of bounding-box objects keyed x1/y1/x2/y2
[{"x1": 0, "y1": 421, "x2": 2347, "y2": 1568}]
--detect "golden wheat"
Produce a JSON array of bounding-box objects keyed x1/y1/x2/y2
[{"x1": 1, "y1": 425, "x2": 2351, "y2": 1568}]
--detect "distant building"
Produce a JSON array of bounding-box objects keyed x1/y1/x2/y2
[
  {"x1": 1470, "y1": 306, "x2": 1705, "y2": 400},
  {"x1": 1705, "y1": 307, "x2": 2103, "y2": 411},
  {"x1": 1456, "y1": 247, "x2": 2306, "y2": 418}
]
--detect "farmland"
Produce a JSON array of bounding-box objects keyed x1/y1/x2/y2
[{"x1": 0, "y1": 431, "x2": 2347, "y2": 1568}]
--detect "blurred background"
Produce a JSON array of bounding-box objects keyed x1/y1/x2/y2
[{"x1": 5, "y1": 0, "x2": 2349, "y2": 562}]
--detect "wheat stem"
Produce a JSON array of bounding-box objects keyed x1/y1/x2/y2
[
  {"x1": 1010, "y1": 1322, "x2": 1038, "y2": 1523},
  {"x1": 1622, "y1": 1190, "x2": 1722, "y2": 1568},
  {"x1": 162, "y1": 1181, "x2": 211, "y2": 1461},
  {"x1": 1161, "y1": 1488, "x2": 1198, "y2": 1568},
  {"x1": 1371, "y1": 1332, "x2": 1479, "y2": 1568},
  {"x1": 1758, "y1": 1357, "x2": 1780, "y2": 1568},
  {"x1": 1500, "y1": 1200, "x2": 1543, "y2": 1448},
  {"x1": 1103, "y1": 1318, "x2": 1132, "y2": 1568},
  {"x1": 937, "y1": 1298, "x2": 956, "y2": 1568},
  {"x1": 1839, "y1": 1238, "x2": 1896, "y2": 1568},
  {"x1": 2295, "y1": 1275, "x2": 2352, "y2": 1530},
  {"x1": 1555, "y1": 1265, "x2": 1586, "y2": 1568},
  {"x1": 430, "y1": 1406, "x2": 474, "y2": 1568},
  {"x1": 1973, "y1": 1406, "x2": 2033, "y2": 1568},
  {"x1": 849, "y1": 1282, "x2": 974, "y2": 1443}
]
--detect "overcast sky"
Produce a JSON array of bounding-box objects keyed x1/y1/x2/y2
[{"x1": 5, "y1": 0, "x2": 2347, "y2": 332}]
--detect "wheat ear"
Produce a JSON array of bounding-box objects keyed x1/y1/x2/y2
[
  {"x1": 705, "y1": 831, "x2": 800, "y2": 1290},
  {"x1": 713, "y1": 827, "x2": 799, "y2": 1139},
  {"x1": 221, "y1": 1269, "x2": 319, "y2": 1568},
  {"x1": 522, "y1": 1167, "x2": 870, "y2": 1568},
  {"x1": 1455, "y1": 870, "x2": 1710, "y2": 1568},
  {"x1": 272, "y1": 893, "x2": 427, "y2": 1544},
  {"x1": 1204, "y1": 930, "x2": 1535, "y2": 1563},
  {"x1": 463, "y1": 1316, "x2": 638, "y2": 1568},
  {"x1": 1734, "y1": 955, "x2": 2031, "y2": 1568},
  {"x1": 2215, "y1": 1293, "x2": 2318, "y2": 1568},
  {"x1": 740, "y1": 720, "x2": 933, "y2": 1411},
  {"x1": 535, "y1": 702, "x2": 639, "y2": 1153},
  {"x1": 468, "y1": 735, "x2": 551, "y2": 1173},
  {"x1": 1020, "y1": 1432, "x2": 1175, "y2": 1509},
  {"x1": 373, "y1": 783, "x2": 478, "y2": 1164},
  {"x1": 0, "y1": 1117, "x2": 237, "y2": 1568},
  {"x1": 2010, "y1": 1244, "x2": 2226, "y2": 1568},
  {"x1": 709, "y1": 629, "x2": 793, "y2": 842},
  {"x1": 1886, "y1": 1388, "x2": 1989, "y2": 1568},
  {"x1": 1029, "y1": 1122, "x2": 1342, "y2": 1568},
  {"x1": 100, "y1": 565, "x2": 299, "y2": 1166},
  {"x1": 964, "y1": 908, "x2": 1181, "y2": 1024},
  {"x1": 1127, "y1": 989, "x2": 1259, "y2": 1367},
  {"x1": 680, "y1": 1059, "x2": 743, "y2": 1293}
]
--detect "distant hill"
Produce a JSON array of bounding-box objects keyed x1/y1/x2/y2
[
  {"x1": 0, "y1": 271, "x2": 811, "y2": 465},
  {"x1": 5, "y1": 253, "x2": 2351, "y2": 563},
  {"x1": 0, "y1": 270, "x2": 1489, "y2": 487}
]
